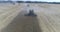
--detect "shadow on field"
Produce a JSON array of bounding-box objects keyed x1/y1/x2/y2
[{"x1": 1, "y1": 10, "x2": 42, "y2": 32}]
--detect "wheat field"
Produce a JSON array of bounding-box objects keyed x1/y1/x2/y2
[{"x1": 0, "y1": 3, "x2": 60, "y2": 32}]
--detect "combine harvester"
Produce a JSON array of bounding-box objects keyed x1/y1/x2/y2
[{"x1": 24, "y1": 4, "x2": 37, "y2": 17}]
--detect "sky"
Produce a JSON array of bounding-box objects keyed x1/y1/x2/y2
[{"x1": 0, "y1": 0, "x2": 60, "y2": 2}]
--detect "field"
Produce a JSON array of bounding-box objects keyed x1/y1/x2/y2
[{"x1": 0, "y1": 3, "x2": 60, "y2": 32}]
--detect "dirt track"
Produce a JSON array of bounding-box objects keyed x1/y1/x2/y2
[{"x1": 1, "y1": 10, "x2": 41, "y2": 32}]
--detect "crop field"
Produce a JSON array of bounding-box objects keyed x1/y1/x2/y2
[{"x1": 0, "y1": 3, "x2": 60, "y2": 32}]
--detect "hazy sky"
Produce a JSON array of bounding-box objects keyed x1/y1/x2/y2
[{"x1": 0, "y1": 0, "x2": 60, "y2": 2}]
